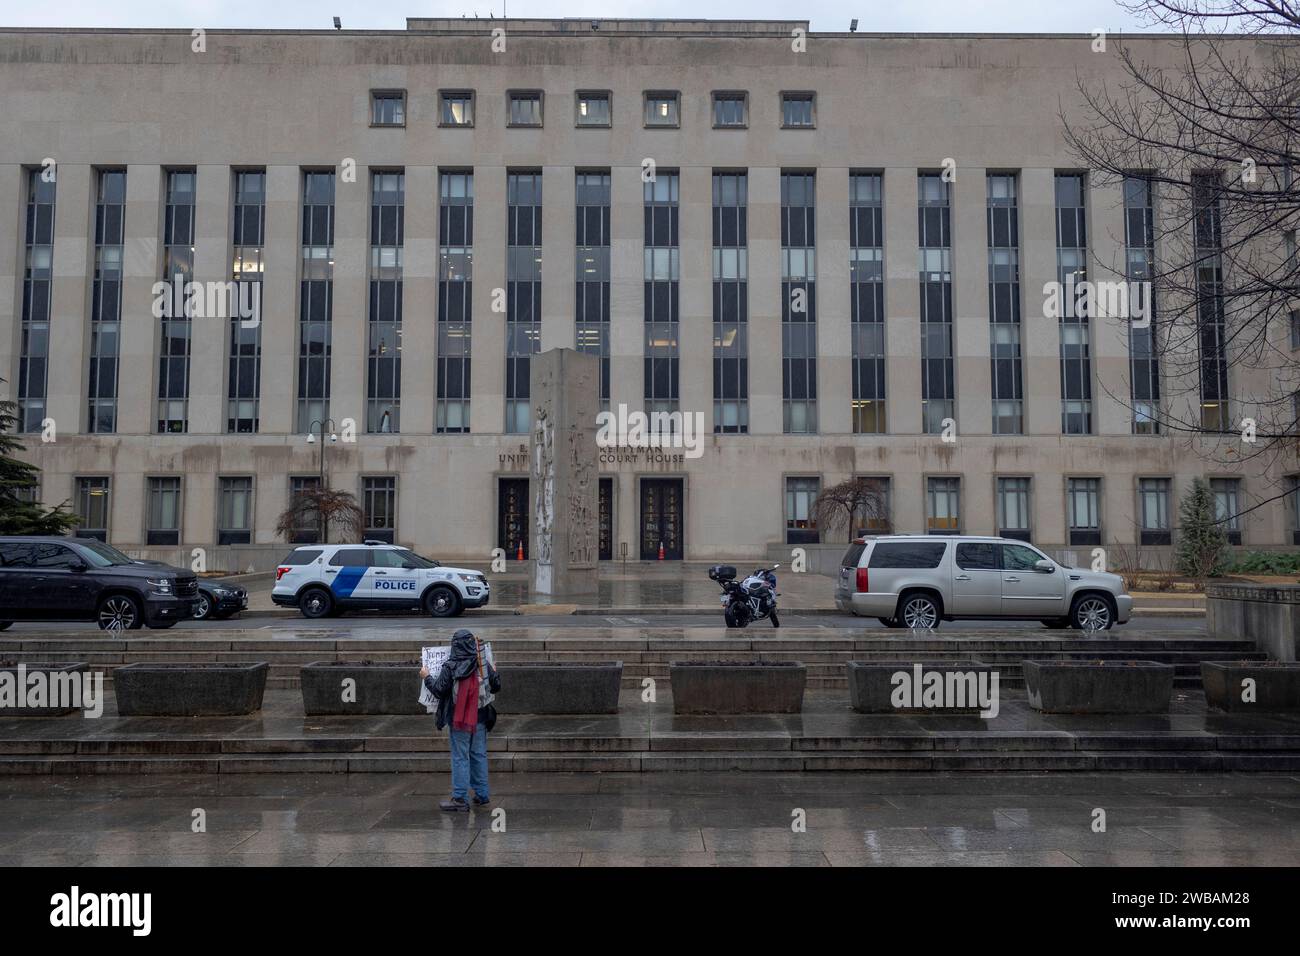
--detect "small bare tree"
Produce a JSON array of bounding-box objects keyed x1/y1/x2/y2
[
  {"x1": 275, "y1": 487, "x2": 365, "y2": 545},
  {"x1": 811, "y1": 477, "x2": 891, "y2": 543}
]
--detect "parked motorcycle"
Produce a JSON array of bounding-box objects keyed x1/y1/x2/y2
[{"x1": 709, "y1": 564, "x2": 781, "y2": 628}]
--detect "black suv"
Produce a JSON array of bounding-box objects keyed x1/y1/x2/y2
[{"x1": 0, "y1": 537, "x2": 199, "y2": 631}]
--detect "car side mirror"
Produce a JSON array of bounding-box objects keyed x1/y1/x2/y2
[
  {"x1": 1034, "y1": 559, "x2": 1055, "y2": 574},
  {"x1": 69, "y1": 561, "x2": 88, "y2": 572}
]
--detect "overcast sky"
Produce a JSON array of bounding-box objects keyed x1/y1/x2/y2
[{"x1": 1, "y1": 1, "x2": 1164, "y2": 34}]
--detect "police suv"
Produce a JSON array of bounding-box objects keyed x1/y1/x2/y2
[{"x1": 271, "y1": 542, "x2": 490, "y2": 619}]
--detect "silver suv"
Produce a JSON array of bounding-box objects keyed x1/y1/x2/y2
[{"x1": 833, "y1": 535, "x2": 1132, "y2": 630}]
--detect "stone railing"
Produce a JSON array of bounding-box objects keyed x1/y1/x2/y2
[{"x1": 1206, "y1": 583, "x2": 1300, "y2": 661}]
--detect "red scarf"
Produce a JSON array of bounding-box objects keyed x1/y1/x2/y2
[{"x1": 453, "y1": 669, "x2": 480, "y2": 733}]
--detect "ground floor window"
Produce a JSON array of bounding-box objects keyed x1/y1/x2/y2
[
  {"x1": 1139, "y1": 477, "x2": 1171, "y2": 546},
  {"x1": 75, "y1": 477, "x2": 110, "y2": 542},
  {"x1": 1210, "y1": 478, "x2": 1242, "y2": 546},
  {"x1": 997, "y1": 477, "x2": 1031, "y2": 541},
  {"x1": 926, "y1": 477, "x2": 961, "y2": 533},
  {"x1": 1286, "y1": 476, "x2": 1300, "y2": 546},
  {"x1": 289, "y1": 476, "x2": 321, "y2": 544},
  {"x1": 1067, "y1": 478, "x2": 1101, "y2": 546},
  {"x1": 218, "y1": 476, "x2": 253, "y2": 545},
  {"x1": 363, "y1": 476, "x2": 396, "y2": 544},
  {"x1": 147, "y1": 476, "x2": 181, "y2": 546},
  {"x1": 785, "y1": 477, "x2": 819, "y2": 545},
  {"x1": 855, "y1": 476, "x2": 891, "y2": 534}
]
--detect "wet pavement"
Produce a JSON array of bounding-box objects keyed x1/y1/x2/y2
[{"x1": 0, "y1": 770, "x2": 1296, "y2": 866}]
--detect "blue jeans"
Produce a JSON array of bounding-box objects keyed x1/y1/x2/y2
[{"x1": 448, "y1": 722, "x2": 489, "y2": 801}]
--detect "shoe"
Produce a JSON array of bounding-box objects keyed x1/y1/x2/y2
[
  {"x1": 439, "y1": 798, "x2": 470, "y2": 812},
  {"x1": 472, "y1": 795, "x2": 490, "y2": 806}
]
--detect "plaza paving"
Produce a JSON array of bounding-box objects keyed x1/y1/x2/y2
[{"x1": 0, "y1": 770, "x2": 1296, "y2": 866}]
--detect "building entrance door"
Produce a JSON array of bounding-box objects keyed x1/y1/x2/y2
[
  {"x1": 498, "y1": 478, "x2": 529, "y2": 559},
  {"x1": 599, "y1": 478, "x2": 613, "y2": 561},
  {"x1": 639, "y1": 478, "x2": 683, "y2": 560}
]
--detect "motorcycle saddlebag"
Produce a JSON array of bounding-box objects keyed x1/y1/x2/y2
[{"x1": 708, "y1": 565, "x2": 737, "y2": 582}]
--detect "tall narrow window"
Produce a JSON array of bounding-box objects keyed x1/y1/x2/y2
[
  {"x1": 437, "y1": 171, "x2": 473, "y2": 433},
  {"x1": 289, "y1": 476, "x2": 321, "y2": 544},
  {"x1": 857, "y1": 476, "x2": 892, "y2": 533},
  {"x1": 363, "y1": 476, "x2": 397, "y2": 543},
  {"x1": 785, "y1": 477, "x2": 820, "y2": 544},
  {"x1": 298, "y1": 171, "x2": 335, "y2": 432},
  {"x1": 18, "y1": 169, "x2": 54, "y2": 433},
  {"x1": 644, "y1": 172, "x2": 680, "y2": 424},
  {"x1": 987, "y1": 174, "x2": 1023, "y2": 434},
  {"x1": 1067, "y1": 478, "x2": 1102, "y2": 546},
  {"x1": 575, "y1": 171, "x2": 611, "y2": 410},
  {"x1": 368, "y1": 170, "x2": 404, "y2": 433},
  {"x1": 158, "y1": 169, "x2": 196, "y2": 433},
  {"x1": 218, "y1": 476, "x2": 253, "y2": 545},
  {"x1": 1193, "y1": 172, "x2": 1229, "y2": 432},
  {"x1": 850, "y1": 173, "x2": 885, "y2": 434},
  {"x1": 918, "y1": 174, "x2": 953, "y2": 433},
  {"x1": 1123, "y1": 174, "x2": 1161, "y2": 434},
  {"x1": 926, "y1": 477, "x2": 961, "y2": 533},
  {"x1": 1056, "y1": 173, "x2": 1092, "y2": 434},
  {"x1": 506, "y1": 171, "x2": 542, "y2": 433},
  {"x1": 88, "y1": 170, "x2": 125, "y2": 434},
  {"x1": 1287, "y1": 476, "x2": 1300, "y2": 545},
  {"x1": 997, "y1": 477, "x2": 1031, "y2": 541},
  {"x1": 1210, "y1": 477, "x2": 1242, "y2": 545},
  {"x1": 1139, "y1": 478, "x2": 1171, "y2": 546},
  {"x1": 75, "y1": 477, "x2": 111, "y2": 542},
  {"x1": 147, "y1": 477, "x2": 182, "y2": 546},
  {"x1": 782, "y1": 171, "x2": 817, "y2": 433},
  {"x1": 229, "y1": 169, "x2": 265, "y2": 433},
  {"x1": 713, "y1": 171, "x2": 748, "y2": 433}
]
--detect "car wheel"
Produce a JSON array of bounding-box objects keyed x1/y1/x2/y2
[
  {"x1": 0, "y1": 621, "x2": 11, "y2": 631},
  {"x1": 193, "y1": 591, "x2": 214, "y2": 620},
  {"x1": 897, "y1": 593, "x2": 941, "y2": 630},
  {"x1": 299, "y1": 586, "x2": 334, "y2": 620},
  {"x1": 98, "y1": 594, "x2": 143, "y2": 631},
  {"x1": 425, "y1": 586, "x2": 462, "y2": 619},
  {"x1": 1071, "y1": 594, "x2": 1115, "y2": 631},
  {"x1": 724, "y1": 607, "x2": 740, "y2": 628},
  {"x1": 1041, "y1": 618, "x2": 1070, "y2": 629},
  {"x1": 769, "y1": 610, "x2": 781, "y2": 628}
]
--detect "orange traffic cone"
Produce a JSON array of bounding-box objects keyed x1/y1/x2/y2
[
  {"x1": 516, "y1": 541, "x2": 524, "y2": 561},
  {"x1": 658, "y1": 541, "x2": 665, "y2": 561}
]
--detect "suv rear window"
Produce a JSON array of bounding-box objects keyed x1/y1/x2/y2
[
  {"x1": 840, "y1": 543, "x2": 866, "y2": 569},
  {"x1": 868, "y1": 541, "x2": 948, "y2": 569},
  {"x1": 280, "y1": 549, "x2": 323, "y2": 566}
]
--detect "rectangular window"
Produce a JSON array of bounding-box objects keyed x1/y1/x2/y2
[
  {"x1": 1193, "y1": 172, "x2": 1229, "y2": 432},
  {"x1": 781, "y1": 92, "x2": 815, "y2": 128},
  {"x1": 851, "y1": 172, "x2": 886, "y2": 434},
  {"x1": 1210, "y1": 477, "x2": 1242, "y2": 545},
  {"x1": 997, "y1": 477, "x2": 1031, "y2": 541},
  {"x1": 147, "y1": 477, "x2": 182, "y2": 546},
  {"x1": 298, "y1": 171, "x2": 335, "y2": 432},
  {"x1": 370, "y1": 90, "x2": 406, "y2": 127},
  {"x1": 506, "y1": 170, "x2": 542, "y2": 433},
  {"x1": 158, "y1": 168, "x2": 196, "y2": 433},
  {"x1": 643, "y1": 92, "x2": 679, "y2": 128},
  {"x1": 919, "y1": 173, "x2": 953, "y2": 434},
  {"x1": 575, "y1": 91, "x2": 611, "y2": 128},
  {"x1": 439, "y1": 90, "x2": 474, "y2": 127},
  {"x1": 1139, "y1": 478, "x2": 1171, "y2": 546},
  {"x1": 782, "y1": 171, "x2": 817, "y2": 433},
  {"x1": 644, "y1": 171, "x2": 680, "y2": 424},
  {"x1": 785, "y1": 477, "x2": 820, "y2": 545},
  {"x1": 88, "y1": 169, "x2": 125, "y2": 434},
  {"x1": 362, "y1": 476, "x2": 397, "y2": 544},
  {"x1": 856, "y1": 476, "x2": 892, "y2": 534},
  {"x1": 437, "y1": 171, "x2": 473, "y2": 433},
  {"x1": 289, "y1": 476, "x2": 321, "y2": 544},
  {"x1": 75, "y1": 477, "x2": 111, "y2": 542},
  {"x1": 575, "y1": 170, "x2": 611, "y2": 410},
  {"x1": 368, "y1": 170, "x2": 404, "y2": 433},
  {"x1": 1067, "y1": 478, "x2": 1102, "y2": 546},
  {"x1": 926, "y1": 477, "x2": 961, "y2": 533},
  {"x1": 229, "y1": 169, "x2": 265, "y2": 433},
  {"x1": 507, "y1": 91, "x2": 543, "y2": 127},
  {"x1": 1291, "y1": 310, "x2": 1300, "y2": 349},
  {"x1": 218, "y1": 476, "x2": 253, "y2": 546},
  {"x1": 18, "y1": 169, "x2": 54, "y2": 433},
  {"x1": 1056, "y1": 172, "x2": 1092, "y2": 434},
  {"x1": 712, "y1": 92, "x2": 747, "y2": 128},
  {"x1": 713, "y1": 170, "x2": 749, "y2": 433},
  {"x1": 1288, "y1": 476, "x2": 1300, "y2": 546},
  {"x1": 1123, "y1": 174, "x2": 1161, "y2": 433},
  {"x1": 987, "y1": 173, "x2": 1023, "y2": 434}
]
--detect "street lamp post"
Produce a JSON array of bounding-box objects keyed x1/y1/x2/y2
[{"x1": 306, "y1": 418, "x2": 337, "y2": 543}]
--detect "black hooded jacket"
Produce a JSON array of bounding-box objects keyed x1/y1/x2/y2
[{"x1": 423, "y1": 629, "x2": 499, "y2": 731}]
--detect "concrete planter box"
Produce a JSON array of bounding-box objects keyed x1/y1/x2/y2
[
  {"x1": 1201, "y1": 661, "x2": 1300, "y2": 713},
  {"x1": 670, "y1": 661, "x2": 806, "y2": 714},
  {"x1": 1023, "y1": 660, "x2": 1173, "y2": 714},
  {"x1": 301, "y1": 661, "x2": 425, "y2": 715},
  {"x1": 0, "y1": 662, "x2": 89, "y2": 717},
  {"x1": 113, "y1": 662, "x2": 268, "y2": 716},
  {"x1": 1206, "y1": 583, "x2": 1300, "y2": 661},
  {"x1": 495, "y1": 662, "x2": 623, "y2": 714},
  {"x1": 847, "y1": 661, "x2": 997, "y2": 714}
]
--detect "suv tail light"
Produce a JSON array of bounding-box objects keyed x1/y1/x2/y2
[
  {"x1": 275, "y1": 566, "x2": 291, "y2": 581},
  {"x1": 856, "y1": 567, "x2": 869, "y2": 592}
]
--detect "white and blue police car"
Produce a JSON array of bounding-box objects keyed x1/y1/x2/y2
[{"x1": 271, "y1": 542, "x2": 490, "y2": 619}]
